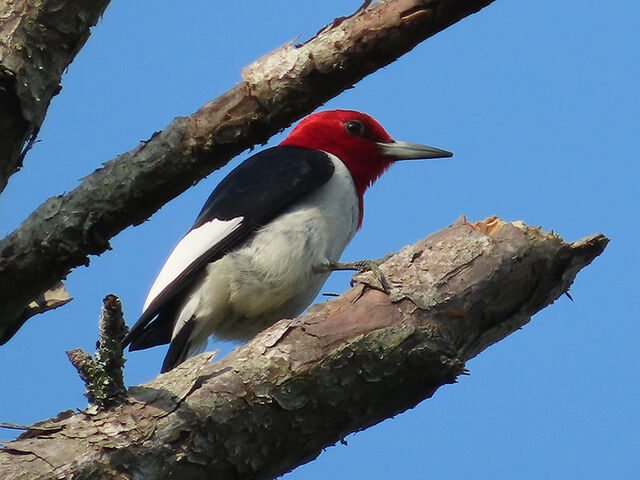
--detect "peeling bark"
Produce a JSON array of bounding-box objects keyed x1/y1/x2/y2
[
  {"x1": 23, "y1": 281, "x2": 72, "y2": 317},
  {"x1": 0, "y1": 219, "x2": 609, "y2": 480},
  {"x1": 6, "y1": 281, "x2": 73, "y2": 344},
  {"x1": 0, "y1": 0, "x2": 111, "y2": 192},
  {"x1": 0, "y1": 0, "x2": 497, "y2": 344}
]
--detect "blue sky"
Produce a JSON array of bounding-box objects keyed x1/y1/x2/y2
[{"x1": 1, "y1": 1, "x2": 638, "y2": 478}]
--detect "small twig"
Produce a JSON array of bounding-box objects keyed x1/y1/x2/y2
[
  {"x1": 66, "y1": 294, "x2": 128, "y2": 411},
  {"x1": 0, "y1": 423, "x2": 29, "y2": 431}
]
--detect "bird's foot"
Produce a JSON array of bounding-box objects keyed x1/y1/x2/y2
[{"x1": 319, "y1": 255, "x2": 392, "y2": 293}]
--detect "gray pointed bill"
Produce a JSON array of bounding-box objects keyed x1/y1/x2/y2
[{"x1": 377, "y1": 140, "x2": 453, "y2": 160}]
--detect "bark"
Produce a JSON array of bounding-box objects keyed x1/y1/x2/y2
[
  {"x1": 0, "y1": 0, "x2": 111, "y2": 192},
  {"x1": 0, "y1": 218, "x2": 609, "y2": 480},
  {"x1": 0, "y1": 0, "x2": 497, "y2": 344}
]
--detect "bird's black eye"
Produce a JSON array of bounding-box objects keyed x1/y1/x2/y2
[{"x1": 344, "y1": 120, "x2": 366, "y2": 137}]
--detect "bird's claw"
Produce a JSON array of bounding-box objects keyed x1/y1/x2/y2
[
  {"x1": 321, "y1": 258, "x2": 391, "y2": 294},
  {"x1": 350, "y1": 260, "x2": 390, "y2": 294}
]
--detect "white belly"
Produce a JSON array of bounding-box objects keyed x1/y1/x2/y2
[{"x1": 174, "y1": 153, "x2": 360, "y2": 342}]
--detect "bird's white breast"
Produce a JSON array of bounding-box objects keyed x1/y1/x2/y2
[{"x1": 185, "y1": 153, "x2": 360, "y2": 341}]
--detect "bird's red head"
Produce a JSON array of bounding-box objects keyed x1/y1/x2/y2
[
  {"x1": 281, "y1": 109, "x2": 452, "y2": 194},
  {"x1": 280, "y1": 110, "x2": 395, "y2": 199},
  {"x1": 280, "y1": 109, "x2": 452, "y2": 225}
]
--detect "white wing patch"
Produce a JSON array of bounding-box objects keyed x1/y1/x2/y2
[{"x1": 142, "y1": 217, "x2": 244, "y2": 312}]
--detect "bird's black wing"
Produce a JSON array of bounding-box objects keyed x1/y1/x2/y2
[{"x1": 124, "y1": 146, "x2": 335, "y2": 351}]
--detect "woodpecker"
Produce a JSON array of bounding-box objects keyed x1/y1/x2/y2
[{"x1": 124, "y1": 110, "x2": 452, "y2": 372}]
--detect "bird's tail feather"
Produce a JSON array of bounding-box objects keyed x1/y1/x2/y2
[{"x1": 161, "y1": 320, "x2": 206, "y2": 372}]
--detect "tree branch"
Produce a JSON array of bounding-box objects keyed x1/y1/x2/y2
[
  {"x1": 0, "y1": 0, "x2": 497, "y2": 344},
  {"x1": 0, "y1": 0, "x2": 111, "y2": 192},
  {"x1": 0, "y1": 218, "x2": 609, "y2": 480}
]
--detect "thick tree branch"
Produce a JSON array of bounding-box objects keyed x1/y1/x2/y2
[
  {"x1": 0, "y1": 0, "x2": 497, "y2": 344},
  {"x1": 0, "y1": 0, "x2": 111, "y2": 192},
  {"x1": 0, "y1": 219, "x2": 608, "y2": 480}
]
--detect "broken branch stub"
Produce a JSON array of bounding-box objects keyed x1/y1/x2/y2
[{"x1": 66, "y1": 295, "x2": 128, "y2": 411}]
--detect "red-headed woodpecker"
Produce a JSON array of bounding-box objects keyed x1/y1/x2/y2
[{"x1": 124, "y1": 110, "x2": 452, "y2": 372}]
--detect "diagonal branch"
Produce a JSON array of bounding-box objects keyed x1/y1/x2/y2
[
  {"x1": 0, "y1": 219, "x2": 609, "y2": 480},
  {"x1": 0, "y1": 0, "x2": 111, "y2": 192},
  {"x1": 0, "y1": 0, "x2": 497, "y2": 344}
]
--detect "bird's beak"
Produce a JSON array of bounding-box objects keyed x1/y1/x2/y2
[{"x1": 377, "y1": 140, "x2": 453, "y2": 160}]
